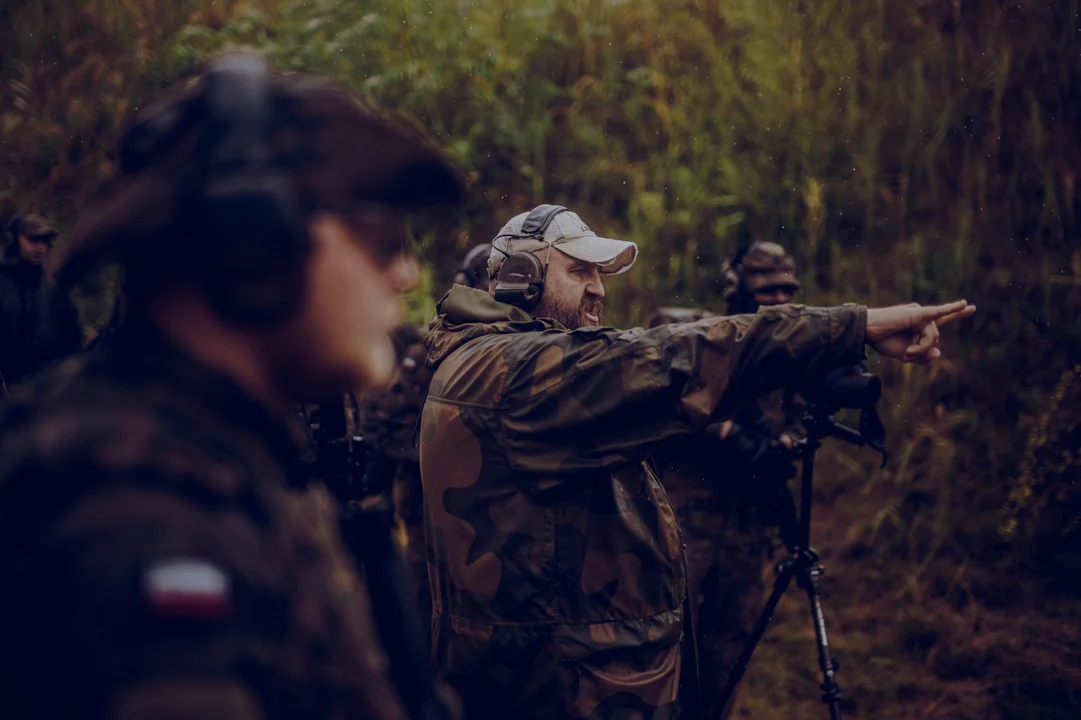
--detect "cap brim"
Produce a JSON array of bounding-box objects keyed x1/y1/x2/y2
[
  {"x1": 554, "y1": 236, "x2": 638, "y2": 275},
  {"x1": 748, "y1": 272, "x2": 801, "y2": 292}
]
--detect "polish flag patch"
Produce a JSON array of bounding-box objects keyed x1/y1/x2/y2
[{"x1": 144, "y1": 558, "x2": 231, "y2": 619}]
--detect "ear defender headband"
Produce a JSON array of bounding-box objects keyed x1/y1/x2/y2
[
  {"x1": 492, "y1": 204, "x2": 568, "y2": 310},
  {"x1": 195, "y1": 54, "x2": 310, "y2": 325}
]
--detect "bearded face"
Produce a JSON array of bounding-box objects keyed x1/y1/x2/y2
[{"x1": 534, "y1": 287, "x2": 604, "y2": 330}]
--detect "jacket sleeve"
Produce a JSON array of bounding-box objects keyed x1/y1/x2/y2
[{"x1": 499, "y1": 304, "x2": 866, "y2": 471}]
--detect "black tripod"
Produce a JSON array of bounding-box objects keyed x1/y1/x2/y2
[{"x1": 716, "y1": 398, "x2": 887, "y2": 720}]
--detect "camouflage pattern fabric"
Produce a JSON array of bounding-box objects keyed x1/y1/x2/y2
[
  {"x1": 654, "y1": 408, "x2": 780, "y2": 720},
  {"x1": 646, "y1": 307, "x2": 802, "y2": 719},
  {"x1": 720, "y1": 242, "x2": 801, "y2": 302},
  {"x1": 419, "y1": 285, "x2": 867, "y2": 720},
  {"x1": 0, "y1": 319, "x2": 409, "y2": 720}
]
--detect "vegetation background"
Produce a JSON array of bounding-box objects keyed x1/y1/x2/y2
[{"x1": 2, "y1": 0, "x2": 1079, "y2": 717}]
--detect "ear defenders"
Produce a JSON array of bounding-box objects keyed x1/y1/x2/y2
[
  {"x1": 118, "y1": 53, "x2": 309, "y2": 325},
  {"x1": 491, "y1": 204, "x2": 568, "y2": 310}
]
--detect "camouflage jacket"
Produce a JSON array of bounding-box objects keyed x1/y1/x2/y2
[
  {"x1": 419, "y1": 286, "x2": 867, "y2": 720},
  {"x1": 0, "y1": 319, "x2": 408, "y2": 720}
]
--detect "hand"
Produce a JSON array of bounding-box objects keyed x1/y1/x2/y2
[
  {"x1": 751, "y1": 442, "x2": 797, "y2": 482},
  {"x1": 865, "y1": 300, "x2": 976, "y2": 365}
]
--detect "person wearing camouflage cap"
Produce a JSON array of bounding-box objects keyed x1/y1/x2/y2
[
  {"x1": 0, "y1": 213, "x2": 82, "y2": 391},
  {"x1": 419, "y1": 203, "x2": 974, "y2": 719},
  {"x1": 0, "y1": 53, "x2": 462, "y2": 720},
  {"x1": 721, "y1": 241, "x2": 801, "y2": 314},
  {"x1": 645, "y1": 243, "x2": 807, "y2": 719}
]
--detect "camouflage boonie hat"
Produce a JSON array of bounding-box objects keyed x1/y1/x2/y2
[{"x1": 722, "y1": 241, "x2": 800, "y2": 300}]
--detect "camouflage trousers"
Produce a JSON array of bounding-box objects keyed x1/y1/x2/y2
[{"x1": 665, "y1": 474, "x2": 770, "y2": 720}]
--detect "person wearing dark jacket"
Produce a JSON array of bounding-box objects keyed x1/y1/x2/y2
[{"x1": 0, "y1": 213, "x2": 82, "y2": 390}]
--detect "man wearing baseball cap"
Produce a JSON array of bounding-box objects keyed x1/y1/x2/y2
[
  {"x1": 0, "y1": 212, "x2": 82, "y2": 391},
  {"x1": 485, "y1": 206, "x2": 636, "y2": 328},
  {"x1": 419, "y1": 203, "x2": 975, "y2": 719}
]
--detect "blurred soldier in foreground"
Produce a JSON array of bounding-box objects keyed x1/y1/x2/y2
[
  {"x1": 419, "y1": 204, "x2": 975, "y2": 719},
  {"x1": 0, "y1": 53, "x2": 462, "y2": 719},
  {"x1": 0, "y1": 212, "x2": 82, "y2": 391},
  {"x1": 646, "y1": 241, "x2": 804, "y2": 720},
  {"x1": 355, "y1": 243, "x2": 495, "y2": 647}
]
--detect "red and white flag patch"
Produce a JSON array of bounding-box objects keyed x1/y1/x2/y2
[{"x1": 144, "y1": 558, "x2": 231, "y2": 619}]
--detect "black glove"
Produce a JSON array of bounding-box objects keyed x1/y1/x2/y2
[
  {"x1": 721, "y1": 422, "x2": 797, "y2": 529},
  {"x1": 722, "y1": 423, "x2": 795, "y2": 480}
]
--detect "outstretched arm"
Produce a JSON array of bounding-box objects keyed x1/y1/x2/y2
[{"x1": 498, "y1": 300, "x2": 975, "y2": 472}]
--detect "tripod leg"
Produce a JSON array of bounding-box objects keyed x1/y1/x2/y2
[
  {"x1": 801, "y1": 563, "x2": 843, "y2": 720},
  {"x1": 716, "y1": 559, "x2": 796, "y2": 711}
]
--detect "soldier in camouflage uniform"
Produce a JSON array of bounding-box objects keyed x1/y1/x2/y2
[
  {"x1": 0, "y1": 212, "x2": 83, "y2": 390},
  {"x1": 646, "y1": 242, "x2": 806, "y2": 720},
  {"x1": 419, "y1": 205, "x2": 974, "y2": 719},
  {"x1": 0, "y1": 53, "x2": 463, "y2": 719}
]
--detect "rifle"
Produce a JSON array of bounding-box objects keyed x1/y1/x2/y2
[{"x1": 307, "y1": 395, "x2": 455, "y2": 720}]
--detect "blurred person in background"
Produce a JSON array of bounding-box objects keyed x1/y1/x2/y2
[
  {"x1": 0, "y1": 212, "x2": 82, "y2": 391},
  {"x1": 646, "y1": 241, "x2": 806, "y2": 719},
  {"x1": 452, "y1": 241, "x2": 492, "y2": 290}
]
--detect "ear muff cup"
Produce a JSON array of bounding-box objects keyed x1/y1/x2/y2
[{"x1": 491, "y1": 204, "x2": 569, "y2": 309}]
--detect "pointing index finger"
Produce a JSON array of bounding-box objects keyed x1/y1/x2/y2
[
  {"x1": 935, "y1": 304, "x2": 977, "y2": 328},
  {"x1": 917, "y1": 300, "x2": 969, "y2": 324},
  {"x1": 922, "y1": 300, "x2": 968, "y2": 318}
]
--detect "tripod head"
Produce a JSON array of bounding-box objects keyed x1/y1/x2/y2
[
  {"x1": 775, "y1": 365, "x2": 889, "y2": 555},
  {"x1": 797, "y1": 365, "x2": 888, "y2": 467}
]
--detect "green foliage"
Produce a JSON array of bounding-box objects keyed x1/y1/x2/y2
[{"x1": 3, "y1": 0, "x2": 1081, "y2": 716}]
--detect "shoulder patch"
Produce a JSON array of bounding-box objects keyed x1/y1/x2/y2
[{"x1": 144, "y1": 558, "x2": 231, "y2": 619}]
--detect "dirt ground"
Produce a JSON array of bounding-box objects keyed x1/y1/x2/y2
[{"x1": 734, "y1": 466, "x2": 1081, "y2": 720}]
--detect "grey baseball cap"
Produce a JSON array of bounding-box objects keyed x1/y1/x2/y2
[{"x1": 489, "y1": 206, "x2": 638, "y2": 277}]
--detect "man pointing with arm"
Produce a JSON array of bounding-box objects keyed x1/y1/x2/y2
[{"x1": 420, "y1": 204, "x2": 973, "y2": 720}]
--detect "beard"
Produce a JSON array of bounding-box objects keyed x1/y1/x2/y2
[{"x1": 534, "y1": 291, "x2": 604, "y2": 329}]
